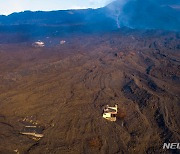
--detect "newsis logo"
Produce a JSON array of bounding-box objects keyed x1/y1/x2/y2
[{"x1": 163, "y1": 143, "x2": 180, "y2": 150}]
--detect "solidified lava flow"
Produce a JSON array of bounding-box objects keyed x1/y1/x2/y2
[{"x1": 0, "y1": 29, "x2": 179, "y2": 154}]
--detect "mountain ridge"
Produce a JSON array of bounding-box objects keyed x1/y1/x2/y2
[{"x1": 0, "y1": 0, "x2": 180, "y2": 32}]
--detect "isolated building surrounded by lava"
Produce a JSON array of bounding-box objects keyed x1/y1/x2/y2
[
  {"x1": 33, "y1": 41, "x2": 45, "y2": 47},
  {"x1": 103, "y1": 105, "x2": 118, "y2": 122}
]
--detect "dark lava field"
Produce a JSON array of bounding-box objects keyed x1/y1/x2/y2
[{"x1": 0, "y1": 29, "x2": 180, "y2": 154}]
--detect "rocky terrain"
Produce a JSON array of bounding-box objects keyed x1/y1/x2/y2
[{"x1": 0, "y1": 29, "x2": 179, "y2": 154}]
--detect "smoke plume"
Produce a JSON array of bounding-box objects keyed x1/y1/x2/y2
[{"x1": 106, "y1": 0, "x2": 180, "y2": 31}]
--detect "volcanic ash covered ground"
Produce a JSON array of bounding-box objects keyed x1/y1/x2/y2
[{"x1": 0, "y1": 30, "x2": 180, "y2": 154}]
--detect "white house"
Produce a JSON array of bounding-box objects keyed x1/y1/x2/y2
[
  {"x1": 33, "y1": 41, "x2": 45, "y2": 47},
  {"x1": 103, "y1": 105, "x2": 118, "y2": 122},
  {"x1": 60, "y1": 40, "x2": 66, "y2": 45}
]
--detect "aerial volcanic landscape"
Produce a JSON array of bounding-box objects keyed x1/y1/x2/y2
[{"x1": 0, "y1": 0, "x2": 180, "y2": 154}]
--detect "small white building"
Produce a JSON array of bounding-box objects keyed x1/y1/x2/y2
[
  {"x1": 60, "y1": 40, "x2": 66, "y2": 45},
  {"x1": 33, "y1": 41, "x2": 45, "y2": 47},
  {"x1": 103, "y1": 105, "x2": 118, "y2": 122}
]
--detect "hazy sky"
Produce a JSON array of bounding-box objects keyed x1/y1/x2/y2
[{"x1": 0, "y1": 0, "x2": 114, "y2": 15}]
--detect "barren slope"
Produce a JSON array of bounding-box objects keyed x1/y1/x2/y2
[{"x1": 0, "y1": 30, "x2": 179, "y2": 154}]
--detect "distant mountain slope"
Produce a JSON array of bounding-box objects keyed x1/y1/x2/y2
[
  {"x1": 0, "y1": 8, "x2": 117, "y2": 35},
  {"x1": 0, "y1": 9, "x2": 113, "y2": 26},
  {"x1": 120, "y1": 0, "x2": 180, "y2": 31},
  {"x1": 0, "y1": 0, "x2": 179, "y2": 32}
]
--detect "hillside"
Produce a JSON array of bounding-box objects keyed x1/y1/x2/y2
[
  {"x1": 0, "y1": 0, "x2": 180, "y2": 153},
  {"x1": 0, "y1": 29, "x2": 179, "y2": 153}
]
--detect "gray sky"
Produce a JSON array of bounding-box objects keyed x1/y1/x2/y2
[{"x1": 0, "y1": 0, "x2": 114, "y2": 15}]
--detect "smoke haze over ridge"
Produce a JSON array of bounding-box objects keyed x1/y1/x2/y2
[
  {"x1": 0, "y1": 0, "x2": 114, "y2": 15},
  {"x1": 0, "y1": 0, "x2": 179, "y2": 31},
  {"x1": 107, "y1": 0, "x2": 180, "y2": 30}
]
